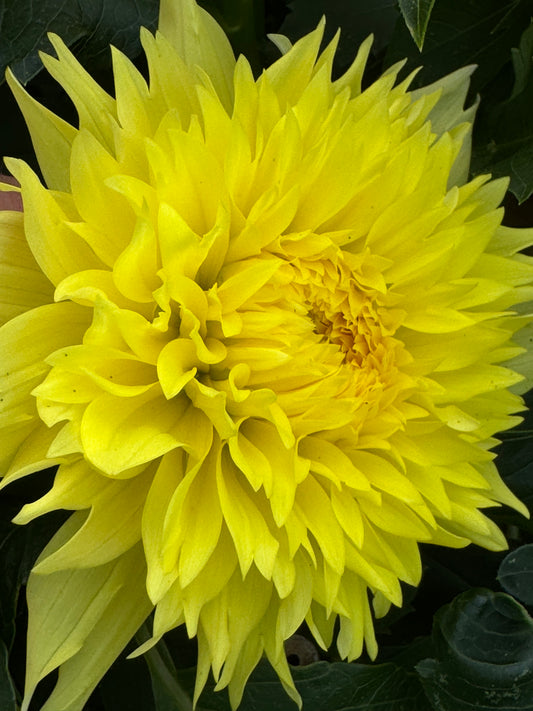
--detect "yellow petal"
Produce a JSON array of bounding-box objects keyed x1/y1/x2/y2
[
  {"x1": 80, "y1": 388, "x2": 187, "y2": 475},
  {"x1": 69, "y1": 130, "x2": 135, "y2": 263},
  {"x1": 158, "y1": 0, "x2": 235, "y2": 110},
  {"x1": 217, "y1": 449, "x2": 279, "y2": 578},
  {"x1": 6, "y1": 68, "x2": 76, "y2": 191},
  {"x1": 21, "y1": 461, "x2": 155, "y2": 571},
  {"x1": 41, "y1": 33, "x2": 117, "y2": 149},
  {"x1": 0, "y1": 209, "x2": 53, "y2": 325},
  {"x1": 5, "y1": 159, "x2": 104, "y2": 285}
]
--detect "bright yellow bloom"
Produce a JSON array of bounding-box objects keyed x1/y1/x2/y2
[{"x1": 1, "y1": 0, "x2": 532, "y2": 708}]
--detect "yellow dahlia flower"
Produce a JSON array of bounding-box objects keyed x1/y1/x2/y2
[{"x1": 1, "y1": 0, "x2": 532, "y2": 708}]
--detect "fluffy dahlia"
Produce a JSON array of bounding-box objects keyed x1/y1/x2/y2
[{"x1": 1, "y1": 0, "x2": 532, "y2": 708}]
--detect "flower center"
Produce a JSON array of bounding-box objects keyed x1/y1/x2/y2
[
  {"x1": 291, "y1": 257, "x2": 387, "y2": 369},
  {"x1": 308, "y1": 297, "x2": 380, "y2": 368}
]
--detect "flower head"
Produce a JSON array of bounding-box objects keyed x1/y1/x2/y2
[{"x1": 1, "y1": 0, "x2": 532, "y2": 708}]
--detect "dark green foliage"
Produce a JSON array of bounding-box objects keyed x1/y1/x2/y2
[
  {"x1": 498, "y1": 544, "x2": 533, "y2": 606},
  {"x1": 0, "y1": 2, "x2": 532, "y2": 710},
  {"x1": 0, "y1": 0, "x2": 158, "y2": 83},
  {"x1": 397, "y1": 0, "x2": 436, "y2": 50},
  {"x1": 417, "y1": 589, "x2": 533, "y2": 711}
]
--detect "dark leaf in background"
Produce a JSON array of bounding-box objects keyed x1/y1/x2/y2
[
  {"x1": 0, "y1": 0, "x2": 158, "y2": 173},
  {"x1": 397, "y1": 0, "x2": 436, "y2": 50},
  {"x1": 496, "y1": 389, "x2": 533, "y2": 537},
  {"x1": 186, "y1": 658, "x2": 427, "y2": 711},
  {"x1": 98, "y1": 648, "x2": 156, "y2": 711},
  {"x1": 0, "y1": 497, "x2": 66, "y2": 651},
  {"x1": 200, "y1": 0, "x2": 266, "y2": 74},
  {"x1": 386, "y1": 0, "x2": 533, "y2": 203},
  {"x1": 0, "y1": 0, "x2": 159, "y2": 84},
  {"x1": 498, "y1": 544, "x2": 533, "y2": 606},
  {"x1": 386, "y1": 0, "x2": 533, "y2": 93},
  {"x1": 0, "y1": 640, "x2": 16, "y2": 711},
  {"x1": 472, "y1": 21, "x2": 533, "y2": 203},
  {"x1": 0, "y1": 2, "x2": 532, "y2": 711},
  {"x1": 133, "y1": 623, "x2": 207, "y2": 711},
  {"x1": 0, "y1": 471, "x2": 66, "y2": 704},
  {"x1": 417, "y1": 588, "x2": 533, "y2": 710},
  {"x1": 279, "y1": 0, "x2": 399, "y2": 76},
  {"x1": 396, "y1": 543, "x2": 506, "y2": 647}
]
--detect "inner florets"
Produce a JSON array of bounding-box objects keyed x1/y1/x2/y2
[
  {"x1": 308, "y1": 296, "x2": 383, "y2": 368},
  {"x1": 293, "y1": 257, "x2": 389, "y2": 370}
]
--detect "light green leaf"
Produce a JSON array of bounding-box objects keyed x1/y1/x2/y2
[
  {"x1": 22, "y1": 513, "x2": 153, "y2": 711},
  {"x1": 397, "y1": 0, "x2": 436, "y2": 50}
]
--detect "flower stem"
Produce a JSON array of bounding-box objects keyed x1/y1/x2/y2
[{"x1": 135, "y1": 623, "x2": 203, "y2": 711}]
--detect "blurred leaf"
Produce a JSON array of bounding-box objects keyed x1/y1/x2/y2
[
  {"x1": 0, "y1": 0, "x2": 158, "y2": 84},
  {"x1": 397, "y1": 0, "x2": 436, "y2": 50},
  {"x1": 417, "y1": 588, "x2": 533, "y2": 711},
  {"x1": 187, "y1": 658, "x2": 427, "y2": 711},
  {"x1": 472, "y1": 21, "x2": 533, "y2": 203},
  {"x1": 0, "y1": 640, "x2": 16, "y2": 711},
  {"x1": 510, "y1": 17, "x2": 533, "y2": 97},
  {"x1": 498, "y1": 544, "x2": 533, "y2": 606}
]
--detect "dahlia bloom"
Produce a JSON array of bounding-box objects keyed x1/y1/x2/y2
[{"x1": 1, "y1": 0, "x2": 532, "y2": 708}]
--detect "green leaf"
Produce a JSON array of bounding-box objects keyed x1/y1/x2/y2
[
  {"x1": 386, "y1": 0, "x2": 533, "y2": 202},
  {"x1": 397, "y1": 0, "x2": 436, "y2": 50},
  {"x1": 498, "y1": 544, "x2": 533, "y2": 606},
  {"x1": 471, "y1": 21, "x2": 533, "y2": 203},
  {"x1": 0, "y1": 639, "x2": 17, "y2": 711},
  {"x1": 188, "y1": 658, "x2": 427, "y2": 711},
  {"x1": 510, "y1": 17, "x2": 533, "y2": 98},
  {"x1": 0, "y1": 0, "x2": 159, "y2": 84},
  {"x1": 386, "y1": 0, "x2": 533, "y2": 94},
  {"x1": 417, "y1": 588, "x2": 533, "y2": 711},
  {"x1": 21, "y1": 516, "x2": 153, "y2": 711}
]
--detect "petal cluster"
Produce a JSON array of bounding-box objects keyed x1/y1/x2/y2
[{"x1": 0, "y1": 0, "x2": 532, "y2": 708}]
